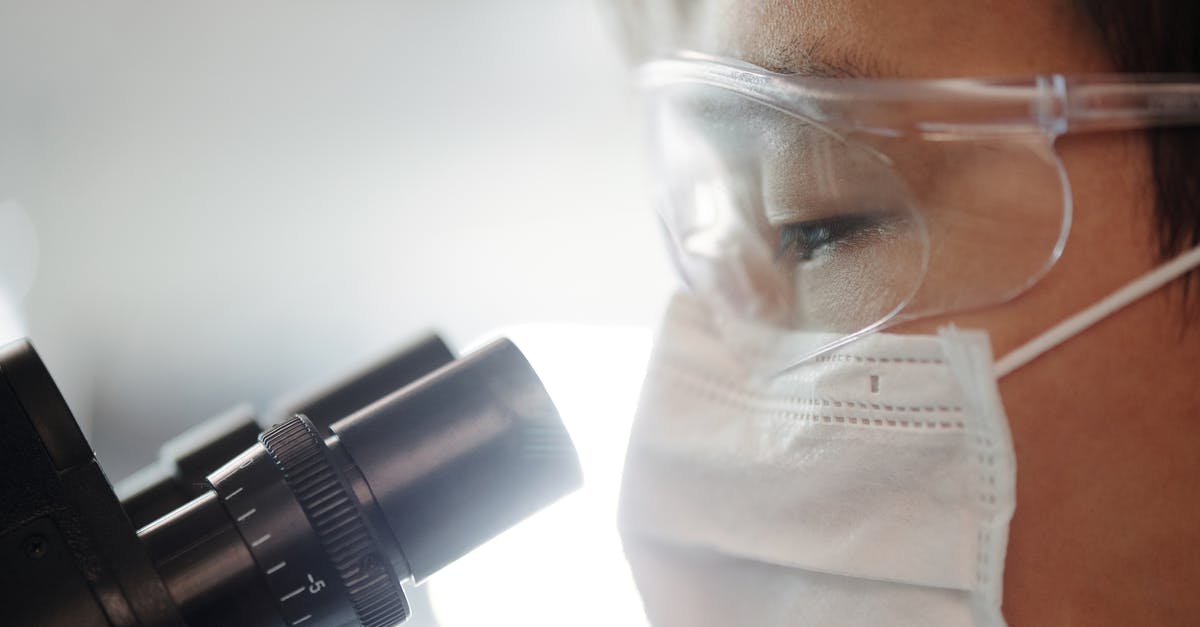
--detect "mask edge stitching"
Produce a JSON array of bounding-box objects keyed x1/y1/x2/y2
[{"x1": 654, "y1": 363, "x2": 969, "y2": 429}]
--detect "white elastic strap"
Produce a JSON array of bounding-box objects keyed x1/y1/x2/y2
[{"x1": 994, "y1": 245, "x2": 1200, "y2": 378}]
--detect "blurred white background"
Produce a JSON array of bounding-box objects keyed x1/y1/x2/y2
[{"x1": 0, "y1": 1, "x2": 672, "y2": 624}]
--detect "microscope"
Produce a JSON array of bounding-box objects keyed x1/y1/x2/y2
[{"x1": 0, "y1": 334, "x2": 582, "y2": 627}]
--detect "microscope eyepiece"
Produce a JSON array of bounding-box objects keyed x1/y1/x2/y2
[
  {"x1": 329, "y1": 338, "x2": 578, "y2": 583},
  {"x1": 0, "y1": 337, "x2": 582, "y2": 627},
  {"x1": 118, "y1": 335, "x2": 456, "y2": 530}
]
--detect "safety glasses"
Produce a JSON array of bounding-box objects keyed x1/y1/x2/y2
[{"x1": 641, "y1": 52, "x2": 1200, "y2": 364}]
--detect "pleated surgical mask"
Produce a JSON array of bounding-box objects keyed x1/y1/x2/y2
[
  {"x1": 619, "y1": 293, "x2": 1015, "y2": 627},
  {"x1": 618, "y1": 242, "x2": 1200, "y2": 627}
]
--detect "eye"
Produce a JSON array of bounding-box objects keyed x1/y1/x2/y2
[{"x1": 775, "y1": 213, "x2": 889, "y2": 262}]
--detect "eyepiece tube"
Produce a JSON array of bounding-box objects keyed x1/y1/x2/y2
[
  {"x1": 140, "y1": 337, "x2": 582, "y2": 626},
  {"x1": 330, "y1": 338, "x2": 582, "y2": 582},
  {"x1": 120, "y1": 334, "x2": 455, "y2": 529},
  {"x1": 280, "y1": 334, "x2": 455, "y2": 431}
]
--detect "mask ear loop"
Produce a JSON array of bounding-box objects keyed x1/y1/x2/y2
[{"x1": 994, "y1": 245, "x2": 1200, "y2": 378}]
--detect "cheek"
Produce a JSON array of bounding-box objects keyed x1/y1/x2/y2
[
  {"x1": 852, "y1": 134, "x2": 1068, "y2": 333},
  {"x1": 890, "y1": 132, "x2": 1157, "y2": 357}
]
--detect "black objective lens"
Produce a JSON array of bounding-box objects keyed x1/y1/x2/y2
[{"x1": 138, "y1": 339, "x2": 582, "y2": 627}]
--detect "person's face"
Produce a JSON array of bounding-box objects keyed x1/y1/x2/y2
[
  {"x1": 650, "y1": 0, "x2": 1200, "y2": 622},
  {"x1": 651, "y1": 0, "x2": 1138, "y2": 354}
]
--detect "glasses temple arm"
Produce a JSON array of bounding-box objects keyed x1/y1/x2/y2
[{"x1": 1058, "y1": 77, "x2": 1200, "y2": 134}]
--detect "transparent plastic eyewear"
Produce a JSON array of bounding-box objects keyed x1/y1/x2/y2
[{"x1": 641, "y1": 52, "x2": 1200, "y2": 364}]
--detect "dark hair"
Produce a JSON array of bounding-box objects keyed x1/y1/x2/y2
[{"x1": 1076, "y1": 1, "x2": 1200, "y2": 265}]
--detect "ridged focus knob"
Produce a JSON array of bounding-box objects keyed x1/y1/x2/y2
[{"x1": 260, "y1": 416, "x2": 409, "y2": 627}]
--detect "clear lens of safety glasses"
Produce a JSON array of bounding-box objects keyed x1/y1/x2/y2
[{"x1": 643, "y1": 75, "x2": 1070, "y2": 362}]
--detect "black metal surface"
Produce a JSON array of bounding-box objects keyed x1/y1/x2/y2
[
  {"x1": 280, "y1": 334, "x2": 455, "y2": 431},
  {"x1": 120, "y1": 462, "x2": 192, "y2": 532},
  {"x1": 119, "y1": 335, "x2": 455, "y2": 530},
  {"x1": 166, "y1": 405, "x2": 263, "y2": 491},
  {"x1": 2, "y1": 516, "x2": 110, "y2": 627},
  {"x1": 261, "y1": 417, "x2": 409, "y2": 627},
  {"x1": 0, "y1": 340, "x2": 186, "y2": 627},
  {"x1": 0, "y1": 340, "x2": 93, "y2": 471},
  {"x1": 138, "y1": 491, "x2": 283, "y2": 627},
  {"x1": 3, "y1": 335, "x2": 582, "y2": 627},
  {"x1": 331, "y1": 338, "x2": 583, "y2": 582},
  {"x1": 206, "y1": 442, "x2": 358, "y2": 627},
  {"x1": 139, "y1": 338, "x2": 581, "y2": 625},
  {"x1": 120, "y1": 405, "x2": 261, "y2": 530}
]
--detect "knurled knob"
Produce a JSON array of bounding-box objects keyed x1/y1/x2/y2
[{"x1": 260, "y1": 415, "x2": 409, "y2": 627}]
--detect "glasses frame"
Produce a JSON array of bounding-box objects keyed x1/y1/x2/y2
[
  {"x1": 639, "y1": 52, "x2": 1200, "y2": 139},
  {"x1": 638, "y1": 52, "x2": 1200, "y2": 367}
]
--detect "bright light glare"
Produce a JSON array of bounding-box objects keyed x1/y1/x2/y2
[
  {"x1": 0, "y1": 199, "x2": 38, "y2": 345},
  {"x1": 0, "y1": 297, "x2": 23, "y2": 345},
  {"x1": 428, "y1": 325, "x2": 653, "y2": 626}
]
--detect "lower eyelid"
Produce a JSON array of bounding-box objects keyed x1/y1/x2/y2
[{"x1": 774, "y1": 211, "x2": 905, "y2": 261}]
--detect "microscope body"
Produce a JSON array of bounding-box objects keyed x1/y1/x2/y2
[
  {"x1": 0, "y1": 337, "x2": 581, "y2": 627},
  {"x1": 0, "y1": 339, "x2": 180, "y2": 627}
]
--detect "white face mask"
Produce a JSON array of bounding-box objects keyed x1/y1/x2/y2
[{"x1": 618, "y1": 246, "x2": 1200, "y2": 627}]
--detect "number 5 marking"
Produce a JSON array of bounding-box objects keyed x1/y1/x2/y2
[{"x1": 307, "y1": 573, "x2": 326, "y2": 594}]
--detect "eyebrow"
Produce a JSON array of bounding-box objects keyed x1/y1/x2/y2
[{"x1": 752, "y1": 35, "x2": 887, "y2": 79}]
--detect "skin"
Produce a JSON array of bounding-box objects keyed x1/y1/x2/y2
[{"x1": 669, "y1": 0, "x2": 1200, "y2": 624}]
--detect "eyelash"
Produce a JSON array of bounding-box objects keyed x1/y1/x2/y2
[{"x1": 775, "y1": 213, "x2": 887, "y2": 262}]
